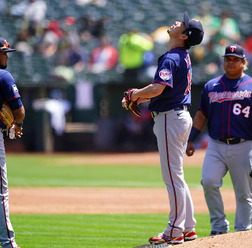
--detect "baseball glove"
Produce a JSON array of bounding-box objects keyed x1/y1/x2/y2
[
  {"x1": 122, "y1": 88, "x2": 141, "y2": 117},
  {"x1": 0, "y1": 103, "x2": 14, "y2": 130}
]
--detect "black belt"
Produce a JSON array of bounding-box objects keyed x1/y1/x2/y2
[
  {"x1": 174, "y1": 105, "x2": 188, "y2": 111},
  {"x1": 218, "y1": 137, "x2": 246, "y2": 144},
  {"x1": 151, "y1": 105, "x2": 188, "y2": 117}
]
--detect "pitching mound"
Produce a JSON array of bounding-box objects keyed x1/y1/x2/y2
[
  {"x1": 178, "y1": 230, "x2": 252, "y2": 248},
  {"x1": 135, "y1": 231, "x2": 252, "y2": 248}
]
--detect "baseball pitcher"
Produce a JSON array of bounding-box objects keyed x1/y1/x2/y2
[{"x1": 122, "y1": 12, "x2": 204, "y2": 245}]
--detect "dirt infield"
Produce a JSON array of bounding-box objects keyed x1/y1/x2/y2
[
  {"x1": 9, "y1": 149, "x2": 216, "y2": 215},
  {"x1": 9, "y1": 187, "x2": 236, "y2": 214},
  {"x1": 9, "y1": 149, "x2": 234, "y2": 215}
]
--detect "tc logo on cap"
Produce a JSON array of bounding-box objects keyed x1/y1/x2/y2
[
  {"x1": 224, "y1": 44, "x2": 245, "y2": 58},
  {"x1": 230, "y1": 46, "x2": 237, "y2": 52}
]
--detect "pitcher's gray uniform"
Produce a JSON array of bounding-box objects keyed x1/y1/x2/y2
[
  {"x1": 149, "y1": 47, "x2": 196, "y2": 241},
  {"x1": 126, "y1": 12, "x2": 204, "y2": 244}
]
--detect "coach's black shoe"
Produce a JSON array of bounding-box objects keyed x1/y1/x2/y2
[{"x1": 209, "y1": 231, "x2": 227, "y2": 236}]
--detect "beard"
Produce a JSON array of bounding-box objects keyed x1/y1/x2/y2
[{"x1": 0, "y1": 64, "x2": 7, "y2": 69}]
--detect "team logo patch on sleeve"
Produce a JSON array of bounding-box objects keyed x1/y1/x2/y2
[
  {"x1": 12, "y1": 84, "x2": 19, "y2": 92},
  {"x1": 159, "y1": 69, "x2": 172, "y2": 81}
]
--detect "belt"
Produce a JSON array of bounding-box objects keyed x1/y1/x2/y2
[
  {"x1": 218, "y1": 137, "x2": 246, "y2": 144},
  {"x1": 151, "y1": 105, "x2": 188, "y2": 117}
]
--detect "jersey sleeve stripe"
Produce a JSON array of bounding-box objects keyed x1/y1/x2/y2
[
  {"x1": 153, "y1": 80, "x2": 173, "y2": 87},
  {"x1": 6, "y1": 95, "x2": 20, "y2": 101}
]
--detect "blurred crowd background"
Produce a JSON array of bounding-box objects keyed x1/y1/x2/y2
[{"x1": 1, "y1": 0, "x2": 252, "y2": 152}]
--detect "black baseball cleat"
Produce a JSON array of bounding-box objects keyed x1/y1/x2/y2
[{"x1": 209, "y1": 231, "x2": 227, "y2": 236}]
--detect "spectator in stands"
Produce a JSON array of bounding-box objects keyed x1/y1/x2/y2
[
  {"x1": 0, "y1": 0, "x2": 6, "y2": 14},
  {"x1": 10, "y1": 0, "x2": 29, "y2": 17},
  {"x1": 34, "y1": 19, "x2": 62, "y2": 58},
  {"x1": 193, "y1": 2, "x2": 221, "y2": 44},
  {"x1": 150, "y1": 26, "x2": 170, "y2": 44},
  {"x1": 72, "y1": 0, "x2": 92, "y2": 5},
  {"x1": 14, "y1": 28, "x2": 34, "y2": 57},
  {"x1": 213, "y1": 37, "x2": 230, "y2": 57},
  {"x1": 190, "y1": 40, "x2": 222, "y2": 83},
  {"x1": 203, "y1": 40, "x2": 222, "y2": 77},
  {"x1": 10, "y1": 0, "x2": 47, "y2": 44},
  {"x1": 243, "y1": 34, "x2": 252, "y2": 64},
  {"x1": 73, "y1": 0, "x2": 107, "y2": 7},
  {"x1": 10, "y1": 0, "x2": 47, "y2": 25},
  {"x1": 59, "y1": 18, "x2": 88, "y2": 73},
  {"x1": 89, "y1": 35, "x2": 118, "y2": 73},
  {"x1": 24, "y1": 0, "x2": 47, "y2": 24},
  {"x1": 64, "y1": 42, "x2": 88, "y2": 73},
  {"x1": 78, "y1": 15, "x2": 109, "y2": 43},
  {"x1": 118, "y1": 29, "x2": 154, "y2": 82},
  {"x1": 215, "y1": 9, "x2": 241, "y2": 44},
  {"x1": 191, "y1": 7, "x2": 241, "y2": 83},
  {"x1": 51, "y1": 21, "x2": 89, "y2": 82}
]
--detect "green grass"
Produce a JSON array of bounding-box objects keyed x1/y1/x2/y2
[
  {"x1": 12, "y1": 213, "x2": 235, "y2": 248},
  {"x1": 6, "y1": 154, "x2": 233, "y2": 188},
  {"x1": 4, "y1": 153, "x2": 235, "y2": 247}
]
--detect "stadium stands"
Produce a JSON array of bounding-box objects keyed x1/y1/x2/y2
[
  {"x1": 2, "y1": 0, "x2": 252, "y2": 151},
  {"x1": 2, "y1": 0, "x2": 251, "y2": 85}
]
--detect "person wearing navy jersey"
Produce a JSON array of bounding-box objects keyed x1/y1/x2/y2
[
  {"x1": 124, "y1": 12, "x2": 204, "y2": 244},
  {"x1": 186, "y1": 44, "x2": 252, "y2": 236},
  {"x1": 0, "y1": 37, "x2": 25, "y2": 248}
]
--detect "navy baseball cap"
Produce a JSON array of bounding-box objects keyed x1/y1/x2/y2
[
  {"x1": 224, "y1": 44, "x2": 245, "y2": 58},
  {"x1": 0, "y1": 38, "x2": 16, "y2": 52},
  {"x1": 183, "y1": 12, "x2": 204, "y2": 46}
]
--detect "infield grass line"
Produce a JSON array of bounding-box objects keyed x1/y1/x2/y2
[{"x1": 6, "y1": 154, "x2": 233, "y2": 188}]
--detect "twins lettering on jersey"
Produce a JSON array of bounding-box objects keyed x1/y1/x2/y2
[
  {"x1": 184, "y1": 53, "x2": 192, "y2": 95},
  {"x1": 184, "y1": 53, "x2": 191, "y2": 68},
  {"x1": 209, "y1": 90, "x2": 251, "y2": 103}
]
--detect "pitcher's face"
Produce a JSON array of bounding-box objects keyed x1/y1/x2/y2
[{"x1": 167, "y1": 21, "x2": 187, "y2": 38}]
